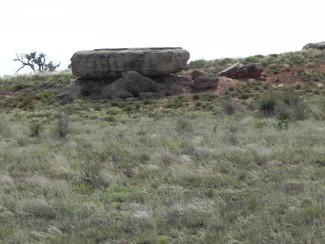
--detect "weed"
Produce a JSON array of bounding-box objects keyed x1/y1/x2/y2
[{"x1": 277, "y1": 119, "x2": 289, "y2": 130}]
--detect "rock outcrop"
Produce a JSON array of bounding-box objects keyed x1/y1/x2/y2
[
  {"x1": 190, "y1": 70, "x2": 219, "y2": 91},
  {"x1": 217, "y1": 62, "x2": 264, "y2": 80},
  {"x1": 71, "y1": 47, "x2": 190, "y2": 78},
  {"x1": 303, "y1": 41, "x2": 325, "y2": 50},
  {"x1": 61, "y1": 47, "x2": 192, "y2": 100}
]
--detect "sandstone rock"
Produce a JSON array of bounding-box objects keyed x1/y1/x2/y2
[
  {"x1": 190, "y1": 69, "x2": 207, "y2": 80},
  {"x1": 218, "y1": 62, "x2": 264, "y2": 80},
  {"x1": 303, "y1": 41, "x2": 325, "y2": 50},
  {"x1": 71, "y1": 47, "x2": 190, "y2": 78},
  {"x1": 192, "y1": 75, "x2": 219, "y2": 91},
  {"x1": 100, "y1": 71, "x2": 159, "y2": 99},
  {"x1": 217, "y1": 62, "x2": 241, "y2": 77},
  {"x1": 152, "y1": 75, "x2": 193, "y2": 95},
  {"x1": 60, "y1": 78, "x2": 114, "y2": 100}
]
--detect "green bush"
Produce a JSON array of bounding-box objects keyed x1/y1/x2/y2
[
  {"x1": 74, "y1": 161, "x2": 109, "y2": 190},
  {"x1": 259, "y1": 93, "x2": 277, "y2": 116},
  {"x1": 175, "y1": 117, "x2": 193, "y2": 132},
  {"x1": 221, "y1": 97, "x2": 236, "y2": 115},
  {"x1": 30, "y1": 121, "x2": 43, "y2": 137},
  {"x1": 292, "y1": 101, "x2": 310, "y2": 120},
  {"x1": 277, "y1": 119, "x2": 289, "y2": 130}
]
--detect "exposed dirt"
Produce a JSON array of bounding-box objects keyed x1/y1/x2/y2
[{"x1": 265, "y1": 66, "x2": 304, "y2": 83}]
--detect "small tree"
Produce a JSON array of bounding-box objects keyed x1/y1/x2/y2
[{"x1": 14, "y1": 51, "x2": 60, "y2": 73}]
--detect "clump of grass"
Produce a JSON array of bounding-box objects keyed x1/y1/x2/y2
[
  {"x1": 165, "y1": 96, "x2": 188, "y2": 109},
  {"x1": 175, "y1": 117, "x2": 193, "y2": 132},
  {"x1": 55, "y1": 113, "x2": 70, "y2": 138},
  {"x1": 276, "y1": 91, "x2": 310, "y2": 120},
  {"x1": 221, "y1": 97, "x2": 236, "y2": 115},
  {"x1": 15, "y1": 198, "x2": 56, "y2": 220},
  {"x1": 0, "y1": 120, "x2": 10, "y2": 137},
  {"x1": 312, "y1": 98, "x2": 325, "y2": 120},
  {"x1": 259, "y1": 93, "x2": 277, "y2": 116},
  {"x1": 30, "y1": 120, "x2": 43, "y2": 137},
  {"x1": 291, "y1": 100, "x2": 310, "y2": 120},
  {"x1": 74, "y1": 161, "x2": 110, "y2": 190}
]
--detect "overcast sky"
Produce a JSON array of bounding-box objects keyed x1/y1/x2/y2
[{"x1": 0, "y1": 0, "x2": 324, "y2": 76}]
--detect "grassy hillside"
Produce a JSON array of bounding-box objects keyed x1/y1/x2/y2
[{"x1": 0, "y1": 50, "x2": 325, "y2": 243}]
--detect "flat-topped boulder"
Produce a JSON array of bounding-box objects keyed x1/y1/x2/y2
[{"x1": 71, "y1": 47, "x2": 190, "y2": 78}]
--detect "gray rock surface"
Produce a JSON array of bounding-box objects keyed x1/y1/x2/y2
[
  {"x1": 303, "y1": 41, "x2": 325, "y2": 50},
  {"x1": 192, "y1": 75, "x2": 219, "y2": 91},
  {"x1": 101, "y1": 71, "x2": 158, "y2": 99},
  {"x1": 217, "y1": 62, "x2": 264, "y2": 80},
  {"x1": 71, "y1": 47, "x2": 190, "y2": 78}
]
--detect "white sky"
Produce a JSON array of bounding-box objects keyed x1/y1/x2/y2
[{"x1": 0, "y1": 0, "x2": 324, "y2": 76}]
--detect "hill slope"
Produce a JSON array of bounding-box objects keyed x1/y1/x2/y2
[{"x1": 0, "y1": 50, "x2": 324, "y2": 243}]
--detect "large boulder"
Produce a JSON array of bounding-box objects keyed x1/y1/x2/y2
[
  {"x1": 303, "y1": 41, "x2": 325, "y2": 50},
  {"x1": 71, "y1": 47, "x2": 190, "y2": 78}
]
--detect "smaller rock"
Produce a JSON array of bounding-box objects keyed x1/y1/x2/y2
[
  {"x1": 218, "y1": 62, "x2": 264, "y2": 80},
  {"x1": 217, "y1": 62, "x2": 241, "y2": 77},
  {"x1": 189, "y1": 70, "x2": 219, "y2": 91},
  {"x1": 153, "y1": 75, "x2": 193, "y2": 95},
  {"x1": 192, "y1": 74, "x2": 219, "y2": 91},
  {"x1": 190, "y1": 69, "x2": 207, "y2": 80},
  {"x1": 303, "y1": 41, "x2": 325, "y2": 50},
  {"x1": 101, "y1": 71, "x2": 159, "y2": 99}
]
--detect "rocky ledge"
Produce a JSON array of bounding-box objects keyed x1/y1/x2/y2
[{"x1": 71, "y1": 47, "x2": 190, "y2": 78}]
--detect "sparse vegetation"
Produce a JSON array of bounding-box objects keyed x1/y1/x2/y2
[{"x1": 0, "y1": 49, "x2": 325, "y2": 243}]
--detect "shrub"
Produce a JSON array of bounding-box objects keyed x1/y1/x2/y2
[
  {"x1": 259, "y1": 93, "x2": 277, "y2": 116},
  {"x1": 175, "y1": 117, "x2": 193, "y2": 132},
  {"x1": 221, "y1": 97, "x2": 236, "y2": 115},
  {"x1": 282, "y1": 91, "x2": 300, "y2": 106},
  {"x1": 292, "y1": 101, "x2": 310, "y2": 120},
  {"x1": 74, "y1": 161, "x2": 109, "y2": 190},
  {"x1": 275, "y1": 102, "x2": 291, "y2": 120},
  {"x1": 30, "y1": 120, "x2": 43, "y2": 137}
]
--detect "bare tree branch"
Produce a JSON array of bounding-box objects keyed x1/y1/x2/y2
[
  {"x1": 13, "y1": 53, "x2": 35, "y2": 73},
  {"x1": 13, "y1": 52, "x2": 60, "y2": 73}
]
